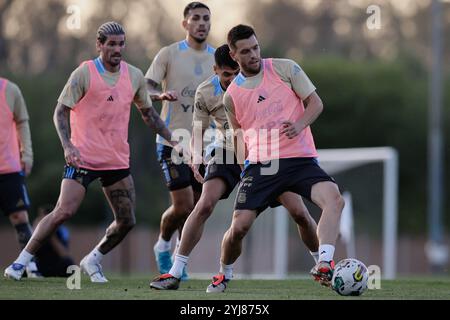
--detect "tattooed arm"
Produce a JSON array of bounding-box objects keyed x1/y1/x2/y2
[
  {"x1": 138, "y1": 106, "x2": 173, "y2": 144},
  {"x1": 53, "y1": 102, "x2": 83, "y2": 168},
  {"x1": 146, "y1": 79, "x2": 178, "y2": 102}
]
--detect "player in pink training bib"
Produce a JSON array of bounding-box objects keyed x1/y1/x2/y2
[
  {"x1": 4, "y1": 22, "x2": 185, "y2": 283},
  {"x1": 206, "y1": 25, "x2": 345, "y2": 293}
]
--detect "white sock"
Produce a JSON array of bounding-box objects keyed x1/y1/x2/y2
[
  {"x1": 154, "y1": 236, "x2": 171, "y2": 252},
  {"x1": 310, "y1": 251, "x2": 319, "y2": 264},
  {"x1": 169, "y1": 254, "x2": 189, "y2": 279},
  {"x1": 86, "y1": 248, "x2": 104, "y2": 264},
  {"x1": 318, "y1": 244, "x2": 335, "y2": 262},
  {"x1": 15, "y1": 249, "x2": 34, "y2": 266},
  {"x1": 220, "y1": 262, "x2": 233, "y2": 280}
]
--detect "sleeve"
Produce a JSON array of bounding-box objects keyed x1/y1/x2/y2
[
  {"x1": 274, "y1": 59, "x2": 316, "y2": 100},
  {"x1": 223, "y1": 92, "x2": 241, "y2": 130},
  {"x1": 10, "y1": 83, "x2": 33, "y2": 166},
  {"x1": 132, "y1": 67, "x2": 153, "y2": 109},
  {"x1": 193, "y1": 89, "x2": 211, "y2": 130},
  {"x1": 144, "y1": 46, "x2": 169, "y2": 85},
  {"x1": 57, "y1": 64, "x2": 89, "y2": 108}
]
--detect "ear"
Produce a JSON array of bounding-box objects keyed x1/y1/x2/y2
[
  {"x1": 213, "y1": 65, "x2": 218, "y2": 75},
  {"x1": 229, "y1": 49, "x2": 237, "y2": 62},
  {"x1": 182, "y1": 19, "x2": 188, "y2": 30},
  {"x1": 96, "y1": 39, "x2": 102, "y2": 53}
]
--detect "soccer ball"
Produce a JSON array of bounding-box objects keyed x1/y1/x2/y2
[{"x1": 331, "y1": 258, "x2": 368, "y2": 296}]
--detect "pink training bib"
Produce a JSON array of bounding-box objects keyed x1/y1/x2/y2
[
  {"x1": 0, "y1": 78, "x2": 21, "y2": 174},
  {"x1": 70, "y1": 60, "x2": 134, "y2": 170},
  {"x1": 227, "y1": 59, "x2": 318, "y2": 162}
]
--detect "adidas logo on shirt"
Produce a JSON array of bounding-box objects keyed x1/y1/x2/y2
[
  {"x1": 257, "y1": 95, "x2": 266, "y2": 103},
  {"x1": 107, "y1": 96, "x2": 114, "y2": 102}
]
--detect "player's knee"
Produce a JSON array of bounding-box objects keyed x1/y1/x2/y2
[
  {"x1": 173, "y1": 202, "x2": 194, "y2": 218},
  {"x1": 330, "y1": 193, "x2": 345, "y2": 214},
  {"x1": 197, "y1": 199, "x2": 215, "y2": 219},
  {"x1": 231, "y1": 223, "x2": 251, "y2": 240},
  {"x1": 52, "y1": 206, "x2": 76, "y2": 224},
  {"x1": 9, "y1": 211, "x2": 29, "y2": 224}
]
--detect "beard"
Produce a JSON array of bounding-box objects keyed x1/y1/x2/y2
[
  {"x1": 191, "y1": 34, "x2": 207, "y2": 44},
  {"x1": 109, "y1": 56, "x2": 122, "y2": 66},
  {"x1": 243, "y1": 61, "x2": 261, "y2": 76}
]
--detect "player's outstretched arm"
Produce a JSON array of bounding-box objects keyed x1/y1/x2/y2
[
  {"x1": 53, "y1": 102, "x2": 83, "y2": 168},
  {"x1": 146, "y1": 79, "x2": 178, "y2": 102}
]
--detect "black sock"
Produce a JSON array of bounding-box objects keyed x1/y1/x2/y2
[{"x1": 14, "y1": 223, "x2": 33, "y2": 249}]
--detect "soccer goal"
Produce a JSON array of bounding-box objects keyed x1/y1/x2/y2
[{"x1": 274, "y1": 147, "x2": 399, "y2": 280}]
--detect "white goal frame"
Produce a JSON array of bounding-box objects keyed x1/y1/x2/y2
[{"x1": 274, "y1": 147, "x2": 399, "y2": 280}]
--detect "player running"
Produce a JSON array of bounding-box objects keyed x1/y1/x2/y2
[
  {"x1": 145, "y1": 2, "x2": 215, "y2": 280},
  {"x1": 4, "y1": 21, "x2": 185, "y2": 283}
]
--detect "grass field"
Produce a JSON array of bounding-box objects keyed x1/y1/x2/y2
[{"x1": 1, "y1": 276, "x2": 450, "y2": 300}]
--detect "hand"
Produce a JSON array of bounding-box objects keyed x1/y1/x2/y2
[
  {"x1": 281, "y1": 120, "x2": 303, "y2": 139},
  {"x1": 21, "y1": 160, "x2": 32, "y2": 177},
  {"x1": 190, "y1": 163, "x2": 204, "y2": 184},
  {"x1": 63, "y1": 143, "x2": 83, "y2": 168},
  {"x1": 159, "y1": 91, "x2": 178, "y2": 101}
]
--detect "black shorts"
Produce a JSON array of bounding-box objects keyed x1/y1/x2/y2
[
  {"x1": 0, "y1": 172, "x2": 31, "y2": 216},
  {"x1": 157, "y1": 144, "x2": 203, "y2": 193},
  {"x1": 234, "y1": 157, "x2": 335, "y2": 213},
  {"x1": 204, "y1": 148, "x2": 242, "y2": 200},
  {"x1": 62, "y1": 165, "x2": 130, "y2": 190}
]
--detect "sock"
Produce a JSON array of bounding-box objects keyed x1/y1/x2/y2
[
  {"x1": 154, "y1": 236, "x2": 171, "y2": 252},
  {"x1": 310, "y1": 251, "x2": 319, "y2": 264},
  {"x1": 169, "y1": 254, "x2": 189, "y2": 279},
  {"x1": 220, "y1": 262, "x2": 233, "y2": 280},
  {"x1": 15, "y1": 249, "x2": 34, "y2": 266},
  {"x1": 14, "y1": 223, "x2": 33, "y2": 249},
  {"x1": 318, "y1": 244, "x2": 335, "y2": 262},
  {"x1": 86, "y1": 248, "x2": 104, "y2": 264}
]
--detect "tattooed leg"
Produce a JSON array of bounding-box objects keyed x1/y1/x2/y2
[{"x1": 97, "y1": 175, "x2": 136, "y2": 254}]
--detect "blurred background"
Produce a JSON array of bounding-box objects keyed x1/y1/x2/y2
[{"x1": 0, "y1": 0, "x2": 449, "y2": 278}]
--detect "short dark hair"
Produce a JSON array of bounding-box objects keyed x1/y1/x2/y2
[
  {"x1": 227, "y1": 24, "x2": 256, "y2": 50},
  {"x1": 214, "y1": 44, "x2": 239, "y2": 69},
  {"x1": 183, "y1": 2, "x2": 210, "y2": 18},
  {"x1": 97, "y1": 21, "x2": 125, "y2": 44}
]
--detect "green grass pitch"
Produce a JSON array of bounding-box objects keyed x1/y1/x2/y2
[{"x1": 1, "y1": 276, "x2": 450, "y2": 300}]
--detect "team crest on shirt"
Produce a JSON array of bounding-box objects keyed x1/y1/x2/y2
[
  {"x1": 170, "y1": 167, "x2": 180, "y2": 179},
  {"x1": 237, "y1": 192, "x2": 247, "y2": 204}
]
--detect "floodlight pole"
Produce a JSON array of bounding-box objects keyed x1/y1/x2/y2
[{"x1": 427, "y1": 0, "x2": 447, "y2": 271}]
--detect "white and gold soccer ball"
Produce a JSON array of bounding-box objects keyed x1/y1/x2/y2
[{"x1": 331, "y1": 258, "x2": 369, "y2": 296}]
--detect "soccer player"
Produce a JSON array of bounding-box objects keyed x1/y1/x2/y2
[
  {"x1": 145, "y1": 2, "x2": 215, "y2": 279},
  {"x1": 149, "y1": 44, "x2": 319, "y2": 290},
  {"x1": 205, "y1": 25, "x2": 345, "y2": 292},
  {"x1": 0, "y1": 77, "x2": 41, "y2": 277},
  {"x1": 4, "y1": 21, "x2": 184, "y2": 282}
]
